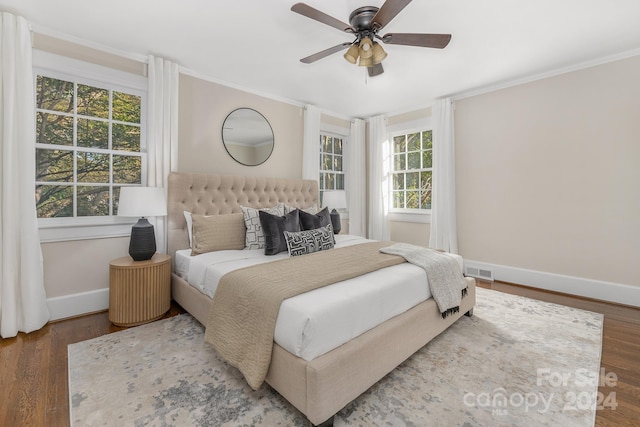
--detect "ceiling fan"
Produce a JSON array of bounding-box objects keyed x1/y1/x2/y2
[{"x1": 291, "y1": 0, "x2": 451, "y2": 77}]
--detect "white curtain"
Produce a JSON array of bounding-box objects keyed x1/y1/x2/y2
[
  {"x1": 0, "y1": 13, "x2": 50, "y2": 338},
  {"x1": 147, "y1": 56, "x2": 179, "y2": 254},
  {"x1": 346, "y1": 118, "x2": 366, "y2": 236},
  {"x1": 429, "y1": 98, "x2": 458, "y2": 253},
  {"x1": 367, "y1": 115, "x2": 390, "y2": 241},
  {"x1": 302, "y1": 104, "x2": 320, "y2": 182}
]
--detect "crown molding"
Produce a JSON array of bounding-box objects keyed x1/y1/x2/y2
[{"x1": 448, "y1": 48, "x2": 640, "y2": 101}]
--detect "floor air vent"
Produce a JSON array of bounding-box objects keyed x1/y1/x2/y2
[{"x1": 465, "y1": 266, "x2": 494, "y2": 281}]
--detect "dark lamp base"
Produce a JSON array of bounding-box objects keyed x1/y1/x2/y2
[{"x1": 129, "y1": 218, "x2": 157, "y2": 261}]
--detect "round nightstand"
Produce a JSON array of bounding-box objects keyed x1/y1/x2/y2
[{"x1": 108, "y1": 253, "x2": 171, "y2": 327}]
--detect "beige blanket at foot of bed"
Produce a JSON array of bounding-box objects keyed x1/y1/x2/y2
[{"x1": 204, "y1": 241, "x2": 405, "y2": 390}]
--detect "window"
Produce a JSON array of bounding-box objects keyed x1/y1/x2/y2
[
  {"x1": 391, "y1": 130, "x2": 432, "y2": 210},
  {"x1": 35, "y1": 73, "x2": 144, "y2": 220},
  {"x1": 319, "y1": 133, "x2": 344, "y2": 195}
]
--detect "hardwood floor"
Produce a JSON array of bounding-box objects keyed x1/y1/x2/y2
[
  {"x1": 0, "y1": 303, "x2": 186, "y2": 427},
  {"x1": 0, "y1": 282, "x2": 638, "y2": 426}
]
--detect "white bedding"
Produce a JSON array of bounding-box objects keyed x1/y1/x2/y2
[{"x1": 175, "y1": 235, "x2": 464, "y2": 361}]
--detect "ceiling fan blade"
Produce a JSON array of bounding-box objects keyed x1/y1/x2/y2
[
  {"x1": 368, "y1": 63, "x2": 384, "y2": 77},
  {"x1": 371, "y1": 0, "x2": 412, "y2": 30},
  {"x1": 300, "y1": 42, "x2": 353, "y2": 64},
  {"x1": 382, "y1": 33, "x2": 451, "y2": 49},
  {"x1": 291, "y1": 3, "x2": 354, "y2": 33}
]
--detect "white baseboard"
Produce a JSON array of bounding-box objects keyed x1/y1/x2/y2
[
  {"x1": 47, "y1": 288, "x2": 109, "y2": 321},
  {"x1": 464, "y1": 259, "x2": 640, "y2": 307}
]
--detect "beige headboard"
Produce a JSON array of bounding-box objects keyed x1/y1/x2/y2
[{"x1": 167, "y1": 172, "x2": 319, "y2": 257}]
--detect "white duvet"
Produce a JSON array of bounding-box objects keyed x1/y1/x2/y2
[{"x1": 175, "y1": 235, "x2": 464, "y2": 361}]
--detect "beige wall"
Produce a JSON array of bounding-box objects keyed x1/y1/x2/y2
[
  {"x1": 321, "y1": 113, "x2": 350, "y2": 130},
  {"x1": 42, "y1": 237, "x2": 129, "y2": 298},
  {"x1": 455, "y1": 56, "x2": 640, "y2": 287},
  {"x1": 178, "y1": 74, "x2": 304, "y2": 179},
  {"x1": 387, "y1": 107, "x2": 431, "y2": 127},
  {"x1": 389, "y1": 221, "x2": 430, "y2": 246},
  {"x1": 33, "y1": 33, "x2": 144, "y2": 76}
]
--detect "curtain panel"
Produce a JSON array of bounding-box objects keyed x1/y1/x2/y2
[
  {"x1": 367, "y1": 115, "x2": 390, "y2": 241},
  {"x1": 147, "y1": 56, "x2": 179, "y2": 254},
  {"x1": 0, "y1": 13, "x2": 50, "y2": 338},
  {"x1": 346, "y1": 118, "x2": 366, "y2": 236},
  {"x1": 428, "y1": 98, "x2": 458, "y2": 253},
  {"x1": 302, "y1": 104, "x2": 320, "y2": 182}
]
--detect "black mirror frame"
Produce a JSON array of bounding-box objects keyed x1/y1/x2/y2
[{"x1": 221, "y1": 108, "x2": 274, "y2": 166}]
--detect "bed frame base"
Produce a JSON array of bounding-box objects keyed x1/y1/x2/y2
[
  {"x1": 166, "y1": 172, "x2": 477, "y2": 425},
  {"x1": 172, "y1": 273, "x2": 476, "y2": 425}
]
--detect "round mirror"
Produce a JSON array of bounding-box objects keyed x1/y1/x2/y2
[{"x1": 222, "y1": 108, "x2": 274, "y2": 166}]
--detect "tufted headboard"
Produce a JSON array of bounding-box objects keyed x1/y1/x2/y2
[{"x1": 167, "y1": 172, "x2": 319, "y2": 257}]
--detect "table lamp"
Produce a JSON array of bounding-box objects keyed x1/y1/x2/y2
[
  {"x1": 321, "y1": 190, "x2": 347, "y2": 234},
  {"x1": 118, "y1": 187, "x2": 167, "y2": 261}
]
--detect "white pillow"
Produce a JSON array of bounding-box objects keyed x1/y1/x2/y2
[
  {"x1": 240, "y1": 204, "x2": 285, "y2": 250},
  {"x1": 184, "y1": 211, "x2": 195, "y2": 247}
]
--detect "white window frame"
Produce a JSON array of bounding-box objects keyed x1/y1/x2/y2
[
  {"x1": 387, "y1": 118, "x2": 432, "y2": 224},
  {"x1": 319, "y1": 129, "x2": 346, "y2": 193},
  {"x1": 319, "y1": 123, "x2": 349, "y2": 218},
  {"x1": 33, "y1": 50, "x2": 148, "y2": 242}
]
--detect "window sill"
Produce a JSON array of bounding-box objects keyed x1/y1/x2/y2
[
  {"x1": 388, "y1": 210, "x2": 431, "y2": 224},
  {"x1": 38, "y1": 218, "x2": 136, "y2": 243}
]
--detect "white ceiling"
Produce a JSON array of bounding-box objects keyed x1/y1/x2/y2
[{"x1": 2, "y1": 0, "x2": 640, "y2": 118}]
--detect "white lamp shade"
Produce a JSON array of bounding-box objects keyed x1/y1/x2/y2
[
  {"x1": 118, "y1": 187, "x2": 167, "y2": 217},
  {"x1": 322, "y1": 190, "x2": 347, "y2": 210}
]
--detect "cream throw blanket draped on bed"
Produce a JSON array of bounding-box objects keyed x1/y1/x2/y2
[
  {"x1": 204, "y1": 241, "x2": 405, "y2": 390},
  {"x1": 379, "y1": 243, "x2": 467, "y2": 317}
]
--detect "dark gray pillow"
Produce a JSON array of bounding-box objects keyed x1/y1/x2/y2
[
  {"x1": 258, "y1": 209, "x2": 300, "y2": 255},
  {"x1": 299, "y1": 206, "x2": 331, "y2": 230},
  {"x1": 284, "y1": 225, "x2": 335, "y2": 257}
]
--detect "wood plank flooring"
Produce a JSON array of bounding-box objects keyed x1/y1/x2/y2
[
  {"x1": 0, "y1": 282, "x2": 638, "y2": 427},
  {"x1": 0, "y1": 304, "x2": 185, "y2": 427}
]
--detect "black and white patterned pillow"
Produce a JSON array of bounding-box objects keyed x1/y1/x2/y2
[
  {"x1": 241, "y1": 204, "x2": 285, "y2": 250},
  {"x1": 284, "y1": 225, "x2": 335, "y2": 257}
]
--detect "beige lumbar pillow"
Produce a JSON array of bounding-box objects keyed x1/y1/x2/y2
[{"x1": 191, "y1": 213, "x2": 246, "y2": 256}]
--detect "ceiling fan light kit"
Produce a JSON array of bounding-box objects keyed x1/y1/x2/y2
[
  {"x1": 344, "y1": 44, "x2": 360, "y2": 64},
  {"x1": 371, "y1": 42, "x2": 388, "y2": 64},
  {"x1": 359, "y1": 37, "x2": 374, "y2": 58},
  {"x1": 358, "y1": 55, "x2": 373, "y2": 67},
  {"x1": 291, "y1": 0, "x2": 451, "y2": 77}
]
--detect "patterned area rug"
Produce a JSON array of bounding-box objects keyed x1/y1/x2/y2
[{"x1": 69, "y1": 288, "x2": 603, "y2": 426}]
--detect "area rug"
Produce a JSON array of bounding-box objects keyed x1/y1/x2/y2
[{"x1": 68, "y1": 288, "x2": 603, "y2": 426}]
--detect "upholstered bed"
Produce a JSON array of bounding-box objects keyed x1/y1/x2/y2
[{"x1": 167, "y1": 171, "x2": 476, "y2": 425}]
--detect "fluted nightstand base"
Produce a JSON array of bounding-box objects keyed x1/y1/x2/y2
[{"x1": 109, "y1": 254, "x2": 171, "y2": 327}]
